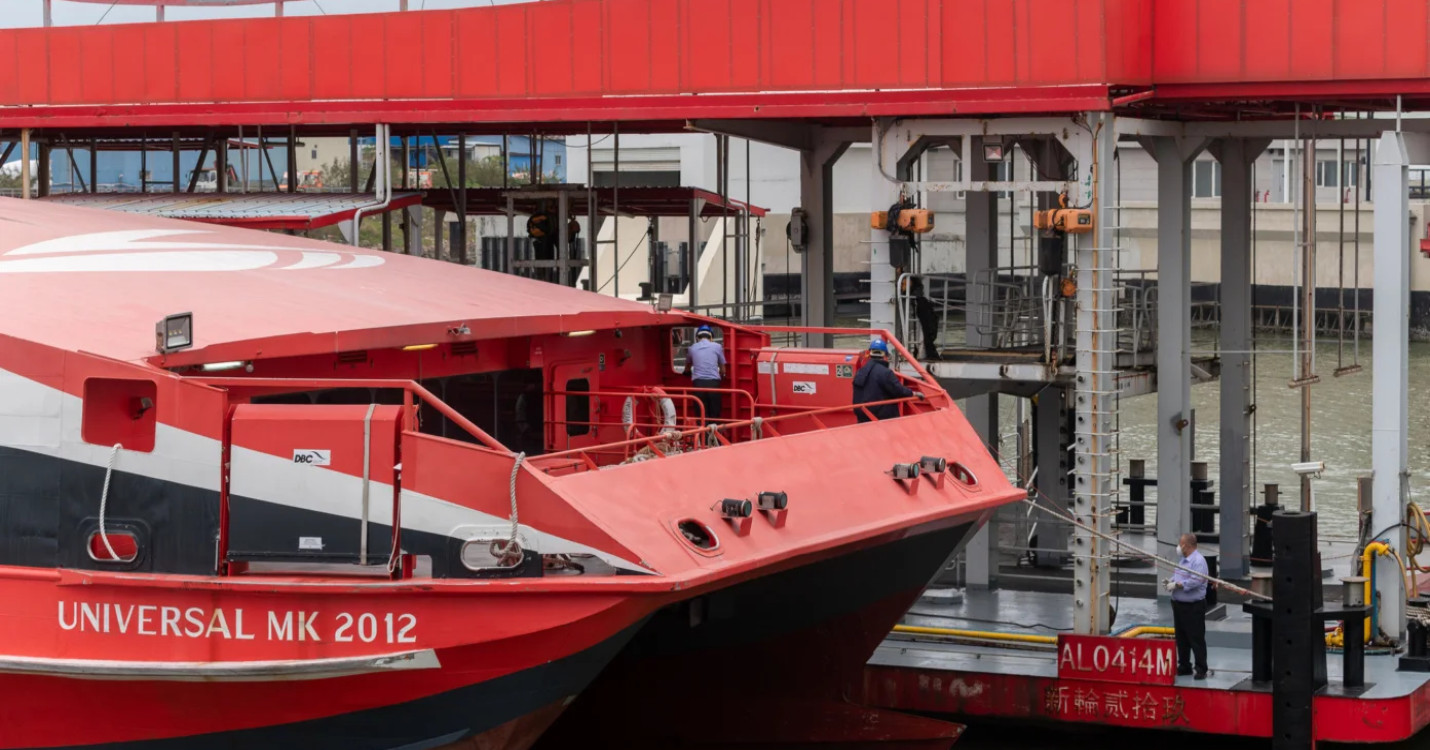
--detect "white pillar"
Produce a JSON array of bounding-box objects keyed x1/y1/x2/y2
[{"x1": 1372, "y1": 130, "x2": 1412, "y2": 643}]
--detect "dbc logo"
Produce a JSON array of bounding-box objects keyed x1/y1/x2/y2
[{"x1": 292, "y1": 449, "x2": 331, "y2": 466}]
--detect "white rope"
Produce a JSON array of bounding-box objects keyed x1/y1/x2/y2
[
  {"x1": 751, "y1": 417, "x2": 763, "y2": 440},
  {"x1": 97, "y1": 443, "x2": 122, "y2": 561},
  {"x1": 1019, "y1": 493, "x2": 1270, "y2": 601},
  {"x1": 706, "y1": 423, "x2": 720, "y2": 448}
]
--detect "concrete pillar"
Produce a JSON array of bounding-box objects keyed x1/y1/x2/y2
[
  {"x1": 1141, "y1": 135, "x2": 1207, "y2": 590},
  {"x1": 963, "y1": 136, "x2": 1001, "y2": 588},
  {"x1": 1210, "y1": 138, "x2": 1269, "y2": 581},
  {"x1": 799, "y1": 135, "x2": 850, "y2": 347},
  {"x1": 1372, "y1": 130, "x2": 1414, "y2": 643}
]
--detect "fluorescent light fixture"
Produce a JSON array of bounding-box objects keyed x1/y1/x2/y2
[
  {"x1": 200, "y1": 361, "x2": 248, "y2": 373},
  {"x1": 402, "y1": 343, "x2": 440, "y2": 352},
  {"x1": 564, "y1": 330, "x2": 597, "y2": 337},
  {"x1": 155, "y1": 312, "x2": 193, "y2": 354}
]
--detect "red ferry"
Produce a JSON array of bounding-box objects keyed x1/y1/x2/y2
[{"x1": 0, "y1": 198, "x2": 1021, "y2": 749}]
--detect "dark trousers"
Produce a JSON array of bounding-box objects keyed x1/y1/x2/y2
[
  {"x1": 692, "y1": 378, "x2": 722, "y2": 422},
  {"x1": 1172, "y1": 599, "x2": 1208, "y2": 674}
]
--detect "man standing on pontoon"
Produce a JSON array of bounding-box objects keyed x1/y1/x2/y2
[{"x1": 1167, "y1": 532, "x2": 1210, "y2": 680}]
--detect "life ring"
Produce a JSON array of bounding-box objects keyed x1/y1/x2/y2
[{"x1": 624, "y1": 390, "x2": 678, "y2": 433}]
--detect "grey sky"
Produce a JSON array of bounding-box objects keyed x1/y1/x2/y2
[{"x1": 2, "y1": 1, "x2": 527, "y2": 28}]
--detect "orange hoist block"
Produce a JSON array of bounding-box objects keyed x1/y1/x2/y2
[
  {"x1": 1033, "y1": 207, "x2": 1095, "y2": 234},
  {"x1": 871, "y1": 209, "x2": 935, "y2": 234}
]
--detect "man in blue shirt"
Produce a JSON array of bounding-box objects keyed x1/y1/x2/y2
[
  {"x1": 1167, "y1": 532, "x2": 1210, "y2": 679},
  {"x1": 683, "y1": 324, "x2": 727, "y2": 422}
]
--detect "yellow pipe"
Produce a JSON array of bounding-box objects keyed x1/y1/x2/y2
[
  {"x1": 1118, "y1": 626, "x2": 1174, "y2": 638},
  {"x1": 1362, "y1": 541, "x2": 1391, "y2": 643},
  {"x1": 891, "y1": 624, "x2": 1057, "y2": 645}
]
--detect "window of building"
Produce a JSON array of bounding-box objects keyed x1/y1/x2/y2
[
  {"x1": 554, "y1": 155, "x2": 562, "y2": 166},
  {"x1": 1316, "y1": 160, "x2": 1339, "y2": 188},
  {"x1": 1193, "y1": 160, "x2": 1221, "y2": 198}
]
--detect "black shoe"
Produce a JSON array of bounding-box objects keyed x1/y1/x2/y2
[
  {"x1": 1194, "y1": 671, "x2": 1208, "y2": 681},
  {"x1": 1177, "y1": 668, "x2": 1193, "y2": 677}
]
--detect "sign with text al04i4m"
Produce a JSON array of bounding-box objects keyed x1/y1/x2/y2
[{"x1": 1056, "y1": 634, "x2": 1176, "y2": 685}]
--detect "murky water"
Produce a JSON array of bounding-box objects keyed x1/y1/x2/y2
[
  {"x1": 1111, "y1": 333, "x2": 1430, "y2": 536},
  {"x1": 820, "y1": 314, "x2": 1430, "y2": 536}
]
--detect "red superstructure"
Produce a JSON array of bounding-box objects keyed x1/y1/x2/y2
[{"x1": 0, "y1": 197, "x2": 1020, "y2": 749}]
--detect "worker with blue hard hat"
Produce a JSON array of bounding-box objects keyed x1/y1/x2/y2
[
  {"x1": 852, "y1": 338, "x2": 923, "y2": 423},
  {"x1": 683, "y1": 324, "x2": 728, "y2": 423}
]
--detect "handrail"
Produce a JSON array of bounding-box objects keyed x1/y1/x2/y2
[
  {"x1": 748, "y1": 325, "x2": 941, "y2": 389},
  {"x1": 538, "y1": 394, "x2": 928, "y2": 466},
  {"x1": 190, "y1": 376, "x2": 509, "y2": 453}
]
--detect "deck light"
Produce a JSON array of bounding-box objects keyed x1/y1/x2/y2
[
  {"x1": 891, "y1": 463, "x2": 922, "y2": 497},
  {"x1": 982, "y1": 143, "x2": 1006, "y2": 162},
  {"x1": 200, "y1": 361, "x2": 250, "y2": 373},
  {"x1": 656, "y1": 294, "x2": 674, "y2": 313},
  {"x1": 919, "y1": 456, "x2": 947, "y2": 474},
  {"x1": 720, "y1": 499, "x2": 753, "y2": 519},
  {"x1": 564, "y1": 330, "x2": 597, "y2": 337},
  {"x1": 718, "y1": 498, "x2": 754, "y2": 537},
  {"x1": 892, "y1": 463, "x2": 921, "y2": 481},
  {"x1": 155, "y1": 312, "x2": 193, "y2": 354},
  {"x1": 402, "y1": 344, "x2": 439, "y2": 352},
  {"x1": 757, "y1": 492, "x2": 788, "y2": 512}
]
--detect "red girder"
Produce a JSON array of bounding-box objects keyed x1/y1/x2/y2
[{"x1": 0, "y1": 0, "x2": 1426, "y2": 129}]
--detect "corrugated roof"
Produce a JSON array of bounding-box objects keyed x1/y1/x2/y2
[
  {"x1": 39, "y1": 192, "x2": 425, "y2": 231},
  {"x1": 0, "y1": 198, "x2": 663, "y2": 364}
]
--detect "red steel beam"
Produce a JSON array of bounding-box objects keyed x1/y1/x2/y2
[{"x1": 0, "y1": 0, "x2": 1137, "y2": 129}]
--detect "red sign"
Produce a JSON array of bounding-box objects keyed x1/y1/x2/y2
[{"x1": 1056, "y1": 634, "x2": 1176, "y2": 685}]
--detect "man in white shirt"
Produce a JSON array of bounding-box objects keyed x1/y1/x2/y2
[{"x1": 683, "y1": 324, "x2": 727, "y2": 422}]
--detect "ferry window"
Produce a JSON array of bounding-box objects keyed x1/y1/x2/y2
[
  {"x1": 88, "y1": 530, "x2": 139, "y2": 563},
  {"x1": 566, "y1": 378, "x2": 591, "y2": 437},
  {"x1": 82, "y1": 378, "x2": 158, "y2": 453}
]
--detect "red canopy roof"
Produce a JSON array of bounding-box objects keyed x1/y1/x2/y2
[{"x1": 0, "y1": 197, "x2": 667, "y2": 365}]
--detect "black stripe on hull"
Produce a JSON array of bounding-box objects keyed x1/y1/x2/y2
[
  {"x1": 28, "y1": 619, "x2": 645, "y2": 750},
  {"x1": 0, "y1": 446, "x2": 218, "y2": 575}
]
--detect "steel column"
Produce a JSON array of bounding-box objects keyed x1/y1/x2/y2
[
  {"x1": 799, "y1": 132, "x2": 850, "y2": 347},
  {"x1": 171, "y1": 132, "x2": 180, "y2": 193},
  {"x1": 1073, "y1": 113, "x2": 1116, "y2": 634},
  {"x1": 1211, "y1": 138, "x2": 1269, "y2": 581},
  {"x1": 1372, "y1": 130, "x2": 1412, "y2": 643},
  {"x1": 870, "y1": 121, "x2": 903, "y2": 338},
  {"x1": 19, "y1": 129, "x2": 29, "y2": 200},
  {"x1": 963, "y1": 135, "x2": 1001, "y2": 589},
  {"x1": 1143, "y1": 136, "x2": 1207, "y2": 583}
]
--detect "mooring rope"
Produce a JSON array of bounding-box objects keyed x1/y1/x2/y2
[{"x1": 96, "y1": 443, "x2": 122, "y2": 561}]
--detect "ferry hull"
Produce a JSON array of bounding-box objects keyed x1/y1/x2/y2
[
  {"x1": 535, "y1": 517, "x2": 981, "y2": 749},
  {"x1": 0, "y1": 587, "x2": 647, "y2": 750}
]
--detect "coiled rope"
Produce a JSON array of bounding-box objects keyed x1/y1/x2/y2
[
  {"x1": 751, "y1": 417, "x2": 763, "y2": 441},
  {"x1": 498, "y1": 451, "x2": 526, "y2": 566},
  {"x1": 97, "y1": 443, "x2": 122, "y2": 561}
]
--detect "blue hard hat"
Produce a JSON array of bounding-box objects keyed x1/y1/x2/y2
[
  {"x1": 696, "y1": 324, "x2": 715, "y2": 338},
  {"x1": 869, "y1": 339, "x2": 890, "y2": 356}
]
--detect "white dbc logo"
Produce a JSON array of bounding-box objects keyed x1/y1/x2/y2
[{"x1": 0, "y1": 229, "x2": 384, "y2": 274}]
